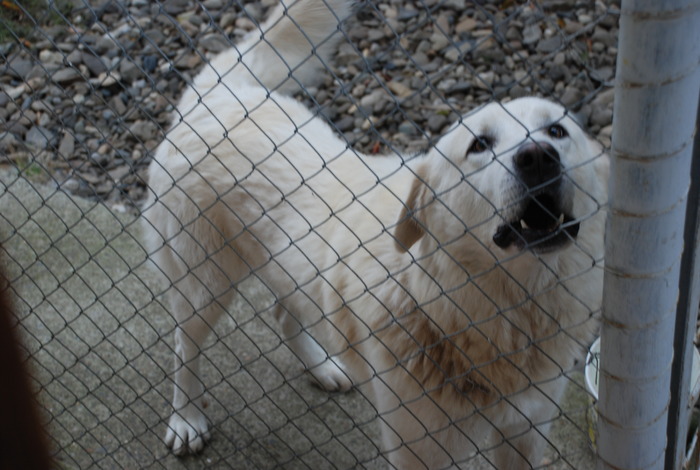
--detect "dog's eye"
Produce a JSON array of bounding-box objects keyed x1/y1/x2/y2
[
  {"x1": 467, "y1": 135, "x2": 493, "y2": 155},
  {"x1": 548, "y1": 124, "x2": 568, "y2": 139}
]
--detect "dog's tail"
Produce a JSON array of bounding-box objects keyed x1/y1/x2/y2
[{"x1": 195, "y1": 0, "x2": 352, "y2": 95}]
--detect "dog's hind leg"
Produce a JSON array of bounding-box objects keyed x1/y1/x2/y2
[{"x1": 274, "y1": 303, "x2": 352, "y2": 392}]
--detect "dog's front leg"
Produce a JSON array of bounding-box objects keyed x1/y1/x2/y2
[
  {"x1": 490, "y1": 377, "x2": 566, "y2": 469},
  {"x1": 165, "y1": 317, "x2": 211, "y2": 455},
  {"x1": 164, "y1": 281, "x2": 233, "y2": 455},
  {"x1": 369, "y1": 365, "x2": 472, "y2": 469},
  {"x1": 274, "y1": 303, "x2": 352, "y2": 392}
]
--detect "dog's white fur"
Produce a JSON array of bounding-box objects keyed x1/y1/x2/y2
[{"x1": 143, "y1": 0, "x2": 608, "y2": 467}]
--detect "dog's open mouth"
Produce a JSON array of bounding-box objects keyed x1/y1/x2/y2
[{"x1": 492, "y1": 193, "x2": 580, "y2": 253}]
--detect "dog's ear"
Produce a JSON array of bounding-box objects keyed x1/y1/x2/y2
[{"x1": 394, "y1": 169, "x2": 430, "y2": 252}]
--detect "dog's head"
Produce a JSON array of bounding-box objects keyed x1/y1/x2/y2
[{"x1": 394, "y1": 97, "x2": 608, "y2": 263}]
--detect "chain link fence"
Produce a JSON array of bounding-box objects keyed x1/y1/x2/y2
[{"x1": 2, "y1": 0, "x2": 690, "y2": 469}]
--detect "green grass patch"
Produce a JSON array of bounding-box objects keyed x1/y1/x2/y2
[
  {"x1": 0, "y1": 0, "x2": 73, "y2": 44},
  {"x1": 10, "y1": 152, "x2": 50, "y2": 183}
]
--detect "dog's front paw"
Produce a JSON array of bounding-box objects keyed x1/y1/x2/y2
[
  {"x1": 310, "y1": 357, "x2": 352, "y2": 392},
  {"x1": 164, "y1": 406, "x2": 210, "y2": 455}
]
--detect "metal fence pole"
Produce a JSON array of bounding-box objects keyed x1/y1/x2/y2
[
  {"x1": 597, "y1": 1, "x2": 700, "y2": 469},
  {"x1": 665, "y1": 92, "x2": 700, "y2": 470}
]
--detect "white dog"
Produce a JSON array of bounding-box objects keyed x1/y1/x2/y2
[{"x1": 142, "y1": 0, "x2": 608, "y2": 467}]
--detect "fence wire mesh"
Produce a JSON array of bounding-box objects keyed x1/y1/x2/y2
[{"x1": 0, "y1": 0, "x2": 634, "y2": 469}]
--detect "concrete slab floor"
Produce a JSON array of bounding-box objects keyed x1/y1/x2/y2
[{"x1": 0, "y1": 169, "x2": 595, "y2": 469}]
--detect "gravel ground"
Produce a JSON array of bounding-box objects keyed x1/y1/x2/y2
[{"x1": 0, "y1": 0, "x2": 619, "y2": 213}]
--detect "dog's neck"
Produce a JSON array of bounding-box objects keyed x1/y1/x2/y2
[{"x1": 402, "y1": 237, "x2": 575, "y2": 311}]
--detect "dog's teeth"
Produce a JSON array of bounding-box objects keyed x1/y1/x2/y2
[
  {"x1": 558, "y1": 213, "x2": 565, "y2": 225},
  {"x1": 520, "y1": 219, "x2": 529, "y2": 230}
]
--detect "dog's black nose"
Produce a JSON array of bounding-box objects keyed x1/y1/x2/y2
[{"x1": 514, "y1": 142, "x2": 561, "y2": 189}]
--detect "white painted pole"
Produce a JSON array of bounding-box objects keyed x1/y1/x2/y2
[{"x1": 597, "y1": 1, "x2": 700, "y2": 469}]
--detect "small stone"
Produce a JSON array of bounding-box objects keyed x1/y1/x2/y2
[
  {"x1": 82, "y1": 53, "x2": 107, "y2": 76},
  {"x1": 473, "y1": 71, "x2": 495, "y2": 89},
  {"x1": 220, "y1": 12, "x2": 237, "y2": 29},
  {"x1": 119, "y1": 60, "x2": 141, "y2": 83},
  {"x1": 143, "y1": 55, "x2": 158, "y2": 74},
  {"x1": 359, "y1": 89, "x2": 386, "y2": 109},
  {"x1": 37, "y1": 113, "x2": 51, "y2": 128},
  {"x1": 397, "y1": 8, "x2": 419, "y2": 21},
  {"x1": 144, "y1": 29, "x2": 166, "y2": 45},
  {"x1": 26, "y1": 64, "x2": 45, "y2": 80},
  {"x1": 128, "y1": 120, "x2": 158, "y2": 142},
  {"x1": 5, "y1": 84, "x2": 26, "y2": 100},
  {"x1": 108, "y1": 165, "x2": 130, "y2": 181},
  {"x1": 578, "y1": 14, "x2": 593, "y2": 24},
  {"x1": 523, "y1": 24, "x2": 541, "y2": 45},
  {"x1": 162, "y1": 0, "x2": 190, "y2": 15},
  {"x1": 203, "y1": 0, "x2": 223, "y2": 9},
  {"x1": 592, "y1": 27, "x2": 617, "y2": 47},
  {"x1": 335, "y1": 116, "x2": 354, "y2": 132},
  {"x1": 26, "y1": 126, "x2": 54, "y2": 150},
  {"x1": 448, "y1": 81, "x2": 472, "y2": 94},
  {"x1": 537, "y1": 36, "x2": 563, "y2": 53},
  {"x1": 110, "y1": 23, "x2": 133, "y2": 38},
  {"x1": 590, "y1": 107, "x2": 613, "y2": 127},
  {"x1": 360, "y1": 117, "x2": 373, "y2": 131},
  {"x1": 398, "y1": 121, "x2": 418, "y2": 136},
  {"x1": 564, "y1": 20, "x2": 583, "y2": 35},
  {"x1": 0, "y1": 132, "x2": 19, "y2": 151},
  {"x1": 30, "y1": 100, "x2": 52, "y2": 113},
  {"x1": 58, "y1": 132, "x2": 75, "y2": 157},
  {"x1": 455, "y1": 17, "x2": 478, "y2": 35},
  {"x1": 427, "y1": 114, "x2": 448, "y2": 133},
  {"x1": 175, "y1": 52, "x2": 202, "y2": 70},
  {"x1": 2, "y1": 120, "x2": 28, "y2": 136},
  {"x1": 592, "y1": 88, "x2": 615, "y2": 108},
  {"x1": 65, "y1": 49, "x2": 82, "y2": 65},
  {"x1": 367, "y1": 30, "x2": 385, "y2": 42},
  {"x1": 560, "y1": 87, "x2": 584, "y2": 107},
  {"x1": 94, "y1": 71, "x2": 121, "y2": 87},
  {"x1": 60, "y1": 177, "x2": 82, "y2": 193},
  {"x1": 109, "y1": 96, "x2": 127, "y2": 115},
  {"x1": 538, "y1": 78, "x2": 555, "y2": 93},
  {"x1": 89, "y1": 151, "x2": 111, "y2": 167},
  {"x1": 5, "y1": 58, "x2": 33, "y2": 78},
  {"x1": 95, "y1": 35, "x2": 119, "y2": 55},
  {"x1": 199, "y1": 34, "x2": 231, "y2": 53},
  {"x1": 235, "y1": 17, "x2": 256, "y2": 32},
  {"x1": 39, "y1": 50, "x2": 63, "y2": 64},
  {"x1": 52, "y1": 67, "x2": 82, "y2": 84},
  {"x1": 435, "y1": 76, "x2": 455, "y2": 93},
  {"x1": 411, "y1": 51, "x2": 430, "y2": 67},
  {"x1": 509, "y1": 85, "x2": 529, "y2": 99},
  {"x1": 444, "y1": 41, "x2": 473, "y2": 62},
  {"x1": 27, "y1": 76, "x2": 46, "y2": 90},
  {"x1": 444, "y1": 0, "x2": 465, "y2": 8},
  {"x1": 590, "y1": 67, "x2": 614, "y2": 84},
  {"x1": 388, "y1": 80, "x2": 412, "y2": 98},
  {"x1": 430, "y1": 30, "x2": 450, "y2": 51},
  {"x1": 547, "y1": 64, "x2": 568, "y2": 81}
]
